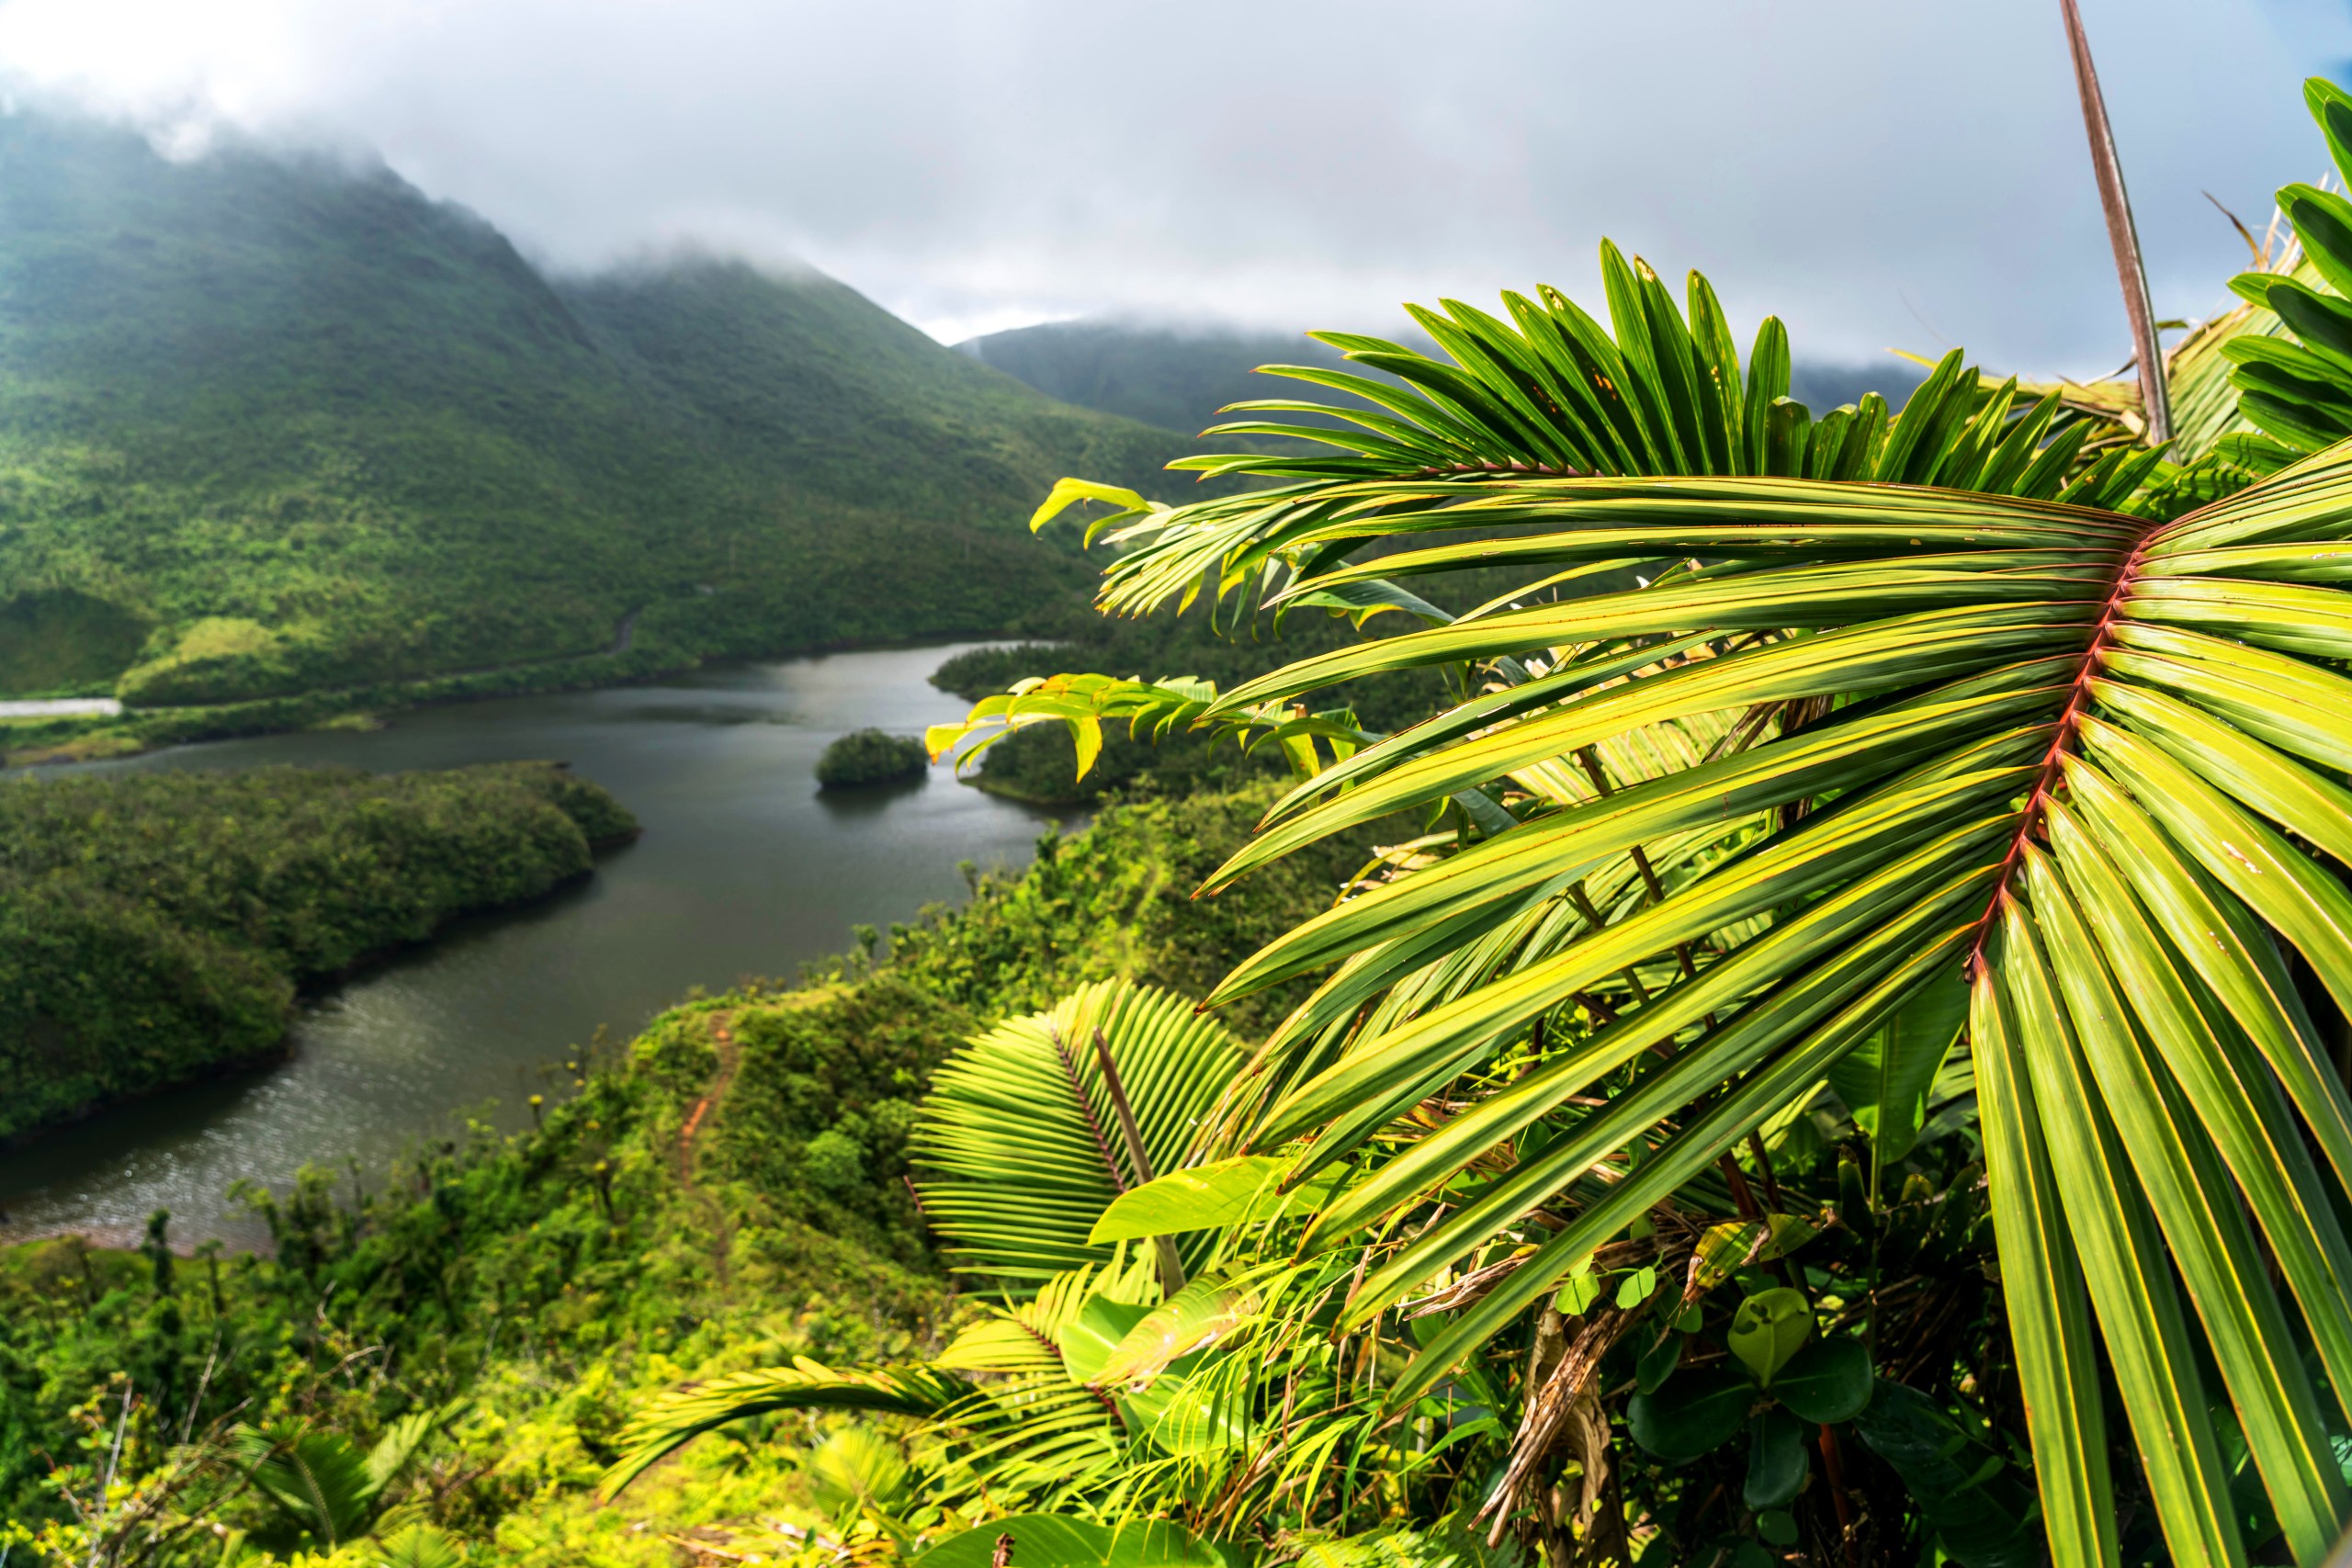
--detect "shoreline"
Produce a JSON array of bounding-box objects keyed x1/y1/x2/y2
[{"x1": 0, "y1": 626, "x2": 1037, "y2": 771}]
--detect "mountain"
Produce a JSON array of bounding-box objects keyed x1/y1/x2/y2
[
  {"x1": 0, "y1": 113, "x2": 1191, "y2": 705},
  {"x1": 959, "y1": 318, "x2": 1930, "y2": 442},
  {"x1": 958, "y1": 321, "x2": 1355, "y2": 437}
]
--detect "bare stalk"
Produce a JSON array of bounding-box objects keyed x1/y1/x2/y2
[
  {"x1": 1090, "y1": 1026, "x2": 1188, "y2": 1295},
  {"x1": 2059, "y1": 0, "x2": 2171, "y2": 444}
]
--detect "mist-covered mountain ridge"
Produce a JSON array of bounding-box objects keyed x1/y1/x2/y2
[
  {"x1": 957, "y1": 314, "x2": 1929, "y2": 439},
  {"x1": 0, "y1": 109, "x2": 1192, "y2": 711}
]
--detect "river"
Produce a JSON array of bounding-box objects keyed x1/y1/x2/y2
[{"x1": 0, "y1": 644, "x2": 1071, "y2": 1250}]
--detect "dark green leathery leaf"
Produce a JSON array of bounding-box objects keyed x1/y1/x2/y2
[
  {"x1": 1629, "y1": 1368, "x2": 1753, "y2": 1462},
  {"x1": 1743, "y1": 1407, "x2": 1810, "y2": 1510},
  {"x1": 1773, "y1": 1339, "x2": 1873, "y2": 1425}
]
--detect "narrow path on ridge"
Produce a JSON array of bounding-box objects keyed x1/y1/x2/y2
[{"x1": 676, "y1": 1011, "x2": 742, "y2": 1292}]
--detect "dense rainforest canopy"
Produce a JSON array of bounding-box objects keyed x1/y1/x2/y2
[{"x1": 0, "y1": 762, "x2": 632, "y2": 1140}]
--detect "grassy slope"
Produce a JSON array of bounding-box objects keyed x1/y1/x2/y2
[{"x1": 0, "y1": 113, "x2": 1191, "y2": 705}]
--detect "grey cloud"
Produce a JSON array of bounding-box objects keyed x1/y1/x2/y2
[{"x1": 3, "y1": 0, "x2": 2345, "y2": 370}]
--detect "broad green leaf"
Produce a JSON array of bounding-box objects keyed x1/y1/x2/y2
[
  {"x1": 1772, "y1": 1339, "x2": 1872, "y2": 1424},
  {"x1": 1095, "y1": 1275, "x2": 1262, "y2": 1386},
  {"x1": 1089, "y1": 1156, "x2": 1291, "y2": 1243},
  {"x1": 1629, "y1": 1369, "x2": 1753, "y2": 1463},
  {"x1": 1854, "y1": 1382, "x2": 2043, "y2": 1568},
  {"x1": 1744, "y1": 1408, "x2": 1809, "y2": 1509},
  {"x1": 1057, "y1": 1296, "x2": 1155, "y2": 1387},
  {"x1": 1727, "y1": 1288, "x2": 1814, "y2": 1386},
  {"x1": 1687, "y1": 1215, "x2": 1820, "y2": 1299}
]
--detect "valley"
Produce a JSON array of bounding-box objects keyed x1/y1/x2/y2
[
  {"x1": 0, "y1": 642, "x2": 1069, "y2": 1247},
  {"x1": 0, "y1": 111, "x2": 1190, "y2": 730},
  {"x1": 5, "y1": 30, "x2": 2343, "y2": 1565}
]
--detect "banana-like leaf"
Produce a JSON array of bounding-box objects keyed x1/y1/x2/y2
[{"x1": 913, "y1": 979, "x2": 1246, "y2": 1285}]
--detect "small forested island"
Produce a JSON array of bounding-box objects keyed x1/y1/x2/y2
[
  {"x1": 0, "y1": 762, "x2": 635, "y2": 1140},
  {"x1": 815, "y1": 728, "x2": 928, "y2": 788}
]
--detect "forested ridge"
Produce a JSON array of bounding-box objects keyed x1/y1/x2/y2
[
  {"x1": 0, "y1": 763, "x2": 634, "y2": 1139},
  {"x1": 0, "y1": 110, "x2": 1191, "y2": 729}
]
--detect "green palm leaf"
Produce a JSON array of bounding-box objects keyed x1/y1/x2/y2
[
  {"x1": 2226, "y1": 80, "x2": 2352, "y2": 472},
  {"x1": 914, "y1": 85, "x2": 2352, "y2": 1558},
  {"x1": 913, "y1": 979, "x2": 1246, "y2": 1287},
  {"x1": 1162, "y1": 446, "x2": 2352, "y2": 1568},
  {"x1": 597, "y1": 1359, "x2": 974, "y2": 1499},
  {"x1": 948, "y1": 236, "x2": 2352, "y2": 1566}
]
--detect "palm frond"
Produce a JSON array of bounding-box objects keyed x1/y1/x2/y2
[
  {"x1": 1164, "y1": 427, "x2": 2352, "y2": 1566},
  {"x1": 2223, "y1": 80, "x2": 2352, "y2": 476},
  {"x1": 913, "y1": 979, "x2": 1246, "y2": 1286},
  {"x1": 1039, "y1": 260, "x2": 2148, "y2": 628},
  {"x1": 597, "y1": 1359, "x2": 973, "y2": 1499},
  {"x1": 910, "y1": 84, "x2": 2352, "y2": 1565}
]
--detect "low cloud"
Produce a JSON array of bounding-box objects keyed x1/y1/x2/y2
[{"x1": 1, "y1": 0, "x2": 2344, "y2": 372}]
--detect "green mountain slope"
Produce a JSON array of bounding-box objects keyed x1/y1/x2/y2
[
  {"x1": 0, "y1": 113, "x2": 1189, "y2": 705},
  {"x1": 958, "y1": 320, "x2": 1354, "y2": 436}
]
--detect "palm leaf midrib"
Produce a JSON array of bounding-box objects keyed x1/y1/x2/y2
[{"x1": 1965, "y1": 517, "x2": 2171, "y2": 976}]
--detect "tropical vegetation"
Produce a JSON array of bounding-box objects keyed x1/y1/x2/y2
[
  {"x1": 599, "y1": 69, "x2": 2352, "y2": 1568},
  {"x1": 0, "y1": 784, "x2": 1368, "y2": 1567},
  {"x1": 0, "y1": 761, "x2": 633, "y2": 1137},
  {"x1": 816, "y1": 731, "x2": 930, "y2": 790},
  {"x1": 18, "y1": 36, "x2": 2352, "y2": 1568},
  {"x1": 0, "y1": 110, "x2": 1191, "y2": 731}
]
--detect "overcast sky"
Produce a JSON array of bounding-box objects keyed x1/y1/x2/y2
[{"x1": 0, "y1": 0, "x2": 2345, "y2": 374}]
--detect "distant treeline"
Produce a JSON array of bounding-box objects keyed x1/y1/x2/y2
[{"x1": 0, "y1": 762, "x2": 636, "y2": 1141}]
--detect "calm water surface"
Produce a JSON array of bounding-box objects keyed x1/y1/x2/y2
[{"x1": 0, "y1": 644, "x2": 1070, "y2": 1249}]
